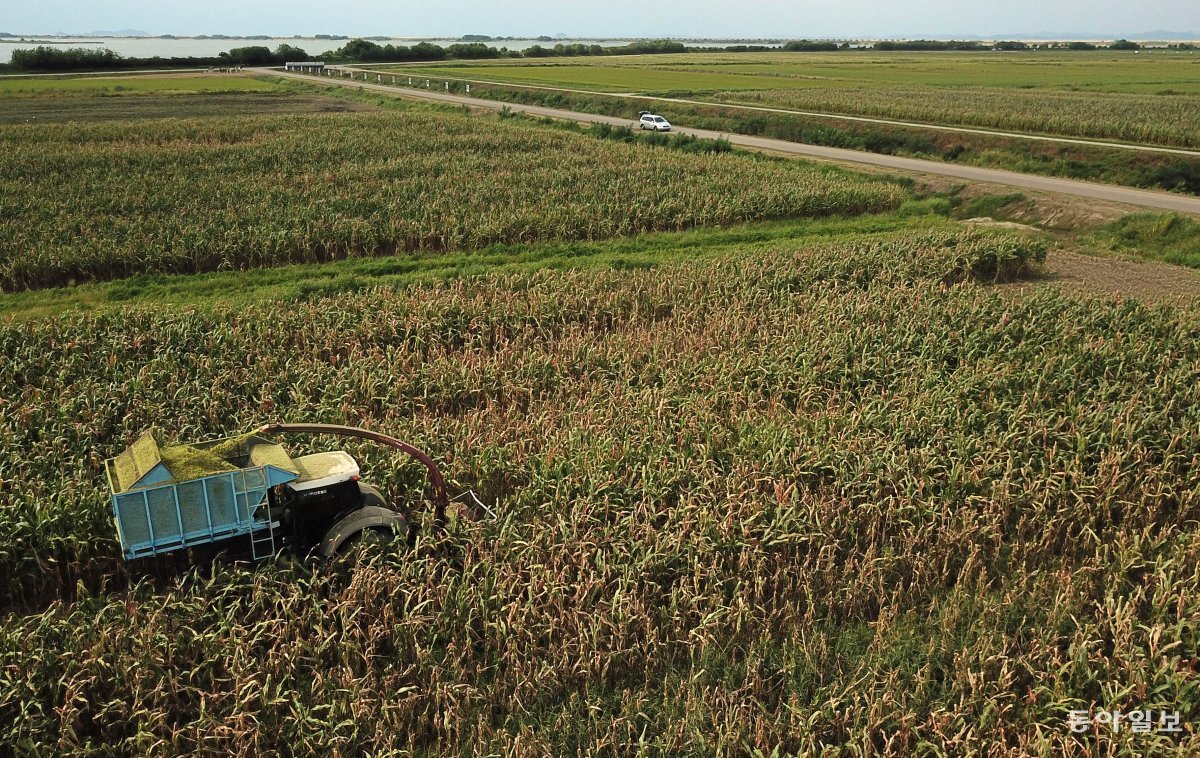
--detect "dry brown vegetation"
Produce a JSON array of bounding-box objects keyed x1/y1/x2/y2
[{"x1": 3, "y1": 228, "x2": 1198, "y2": 754}]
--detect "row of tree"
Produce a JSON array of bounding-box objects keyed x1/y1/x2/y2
[
  {"x1": 872, "y1": 39, "x2": 1151, "y2": 51},
  {"x1": 7, "y1": 43, "x2": 312, "y2": 71},
  {"x1": 321, "y1": 38, "x2": 690, "y2": 62},
  {"x1": 7, "y1": 37, "x2": 1172, "y2": 73},
  {"x1": 314, "y1": 37, "x2": 1158, "y2": 62}
]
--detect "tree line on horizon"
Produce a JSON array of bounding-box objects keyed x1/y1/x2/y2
[{"x1": 6, "y1": 36, "x2": 1186, "y2": 72}]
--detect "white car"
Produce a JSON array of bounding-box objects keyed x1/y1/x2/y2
[{"x1": 638, "y1": 112, "x2": 672, "y2": 131}]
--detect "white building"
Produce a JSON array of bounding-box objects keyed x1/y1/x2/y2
[{"x1": 284, "y1": 61, "x2": 326, "y2": 73}]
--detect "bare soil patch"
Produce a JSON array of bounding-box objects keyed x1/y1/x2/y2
[{"x1": 1011, "y1": 248, "x2": 1200, "y2": 303}]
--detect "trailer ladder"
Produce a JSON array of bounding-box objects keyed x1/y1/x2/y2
[
  {"x1": 250, "y1": 499, "x2": 278, "y2": 561},
  {"x1": 241, "y1": 467, "x2": 278, "y2": 561}
]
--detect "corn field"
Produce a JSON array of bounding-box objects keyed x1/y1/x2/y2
[
  {"x1": 2, "y1": 227, "x2": 1198, "y2": 754},
  {"x1": 715, "y1": 86, "x2": 1200, "y2": 149},
  {"x1": 0, "y1": 110, "x2": 900, "y2": 292}
]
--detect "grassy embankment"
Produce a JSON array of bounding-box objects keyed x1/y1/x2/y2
[{"x1": 1086, "y1": 212, "x2": 1200, "y2": 268}]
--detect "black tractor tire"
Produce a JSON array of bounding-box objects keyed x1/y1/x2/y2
[
  {"x1": 358, "y1": 482, "x2": 387, "y2": 508},
  {"x1": 358, "y1": 482, "x2": 417, "y2": 545},
  {"x1": 318, "y1": 505, "x2": 408, "y2": 558}
]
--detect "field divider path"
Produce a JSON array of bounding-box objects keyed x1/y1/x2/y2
[{"x1": 270, "y1": 67, "x2": 1200, "y2": 216}]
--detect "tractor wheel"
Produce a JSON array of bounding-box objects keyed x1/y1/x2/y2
[
  {"x1": 344, "y1": 525, "x2": 391, "y2": 551},
  {"x1": 358, "y1": 482, "x2": 417, "y2": 545},
  {"x1": 359, "y1": 482, "x2": 387, "y2": 508},
  {"x1": 319, "y1": 505, "x2": 409, "y2": 558}
]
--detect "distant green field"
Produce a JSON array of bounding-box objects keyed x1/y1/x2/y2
[
  {"x1": 384, "y1": 62, "x2": 804, "y2": 93},
  {"x1": 656, "y1": 52, "x2": 1200, "y2": 93},
  {"x1": 719, "y1": 86, "x2": 1200, "y2": 148},
  {"x1": 0, "y1": 75, "x2": 283, "y2": 97},
  {"x1": 397, "y1": 51, "x2": 1200, "y2": 95}
]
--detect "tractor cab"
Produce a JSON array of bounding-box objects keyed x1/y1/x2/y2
[{"x1": 274, "y1": 450, "x2": 395, "y2": 555}]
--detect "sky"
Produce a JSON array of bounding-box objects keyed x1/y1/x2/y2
[{"x1": 3, "y1": 0, "x2": 1198, "y2": 38}]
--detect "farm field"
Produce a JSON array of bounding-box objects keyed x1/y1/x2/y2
[
  {"x1": 0, "y1": 73, "x2": 282, "y2": 96},
  {"x1": 0, "y1": 82, "x2": 899, "y2": 291},
  {"x1": 4, "y1": 224, "x2": 1200, "y2": 753},
  {"x1": 0, "y1": 91, "x2": 377, "y2": 123},
  {"x1": 714, "y1": 86, "x2": 1200, "y2": 149},
  {"x1": 3, "y1": 72, "x2": 1200, "y2": 754},
  {"x1": 394, "y1": 51, "x2": 1200, "y2": 147},
  {"x1": 391, "y1": 51, "x2": 1200, "y2": 93},
  {"x1": 384, "y1": 61, "x2": 804, "y2": 93},
  {"x1": 0, "y1": 73, "x2": 377, "y2": 123}
]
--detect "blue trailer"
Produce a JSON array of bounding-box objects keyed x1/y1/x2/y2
[
  {"x1": 105, "y1": 431, "x2": 304, "y2": 560},
  {"x1": 104, "y1": 424, "x2": 451, "y2": 561}
]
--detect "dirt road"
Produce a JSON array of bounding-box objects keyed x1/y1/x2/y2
[{"x1": 271, "y1": 68, "x2": 1200, "y2": 217}]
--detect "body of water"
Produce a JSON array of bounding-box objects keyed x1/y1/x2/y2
[{"x1": 0, "y1": 36, "x2": 777, "y2": 64}]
